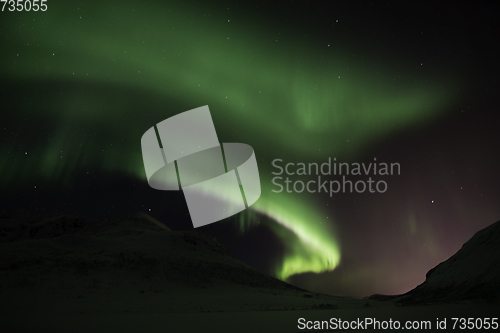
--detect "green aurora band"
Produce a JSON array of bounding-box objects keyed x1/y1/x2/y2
[{"x1": 0, "y1": 1, "x2": 457, "y2": 280}]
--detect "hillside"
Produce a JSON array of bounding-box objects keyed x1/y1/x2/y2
[
  {"x1": 369, "y1": 220, "x2": 500, "y2": 305},
  {"x1": 0, "y1": 211, "x2": 339, "y2": 315}
]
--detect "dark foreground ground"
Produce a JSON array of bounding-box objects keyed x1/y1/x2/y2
[
  {"x1": 1, "y1": 293, "x2": 498, "y2": 333},
  {"x1": 1, "y1": 213, "x2": 499, "y2": 332}
]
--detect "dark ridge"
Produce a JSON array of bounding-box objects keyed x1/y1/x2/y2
[
  {"x1": 0, "y1": 211, "x2": 301, "y2": 292},
  {"x1": 367, "y1": 220, "x2": 500, "y2": 304}
]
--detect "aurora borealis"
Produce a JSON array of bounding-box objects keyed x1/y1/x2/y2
[{"x1": 1, "y1": 1, "x2": 499, "y2": 297}]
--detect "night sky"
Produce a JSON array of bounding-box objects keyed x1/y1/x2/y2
[{"x1": 1, "y1": 1, "x2": 499, "y2": 298}]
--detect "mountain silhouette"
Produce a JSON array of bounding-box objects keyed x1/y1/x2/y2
[
  {"x1": 1, "y1": 212, "x2": 499, "y2": 333},
  {"x1": 370, "y1": 220, "x2": 500, "y2": 304},
  {"x1": 0, "y1": 211, "x2": 303, "y2": 291}
]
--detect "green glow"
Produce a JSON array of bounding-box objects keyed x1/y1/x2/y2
[
  {"x1": 0, "y1": 0, "x2": 457, "y2": 280},
  {"x1": 252, "y1": 194, "x2": 341, "y2": 280}
]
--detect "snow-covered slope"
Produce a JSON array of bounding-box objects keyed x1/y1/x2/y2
[
  {"x1": 398, "y1": 220, "x2": 500, "y2": 304},
  {"x1": 0, "y1": 212, "x2": 347, "y2": 316}
]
